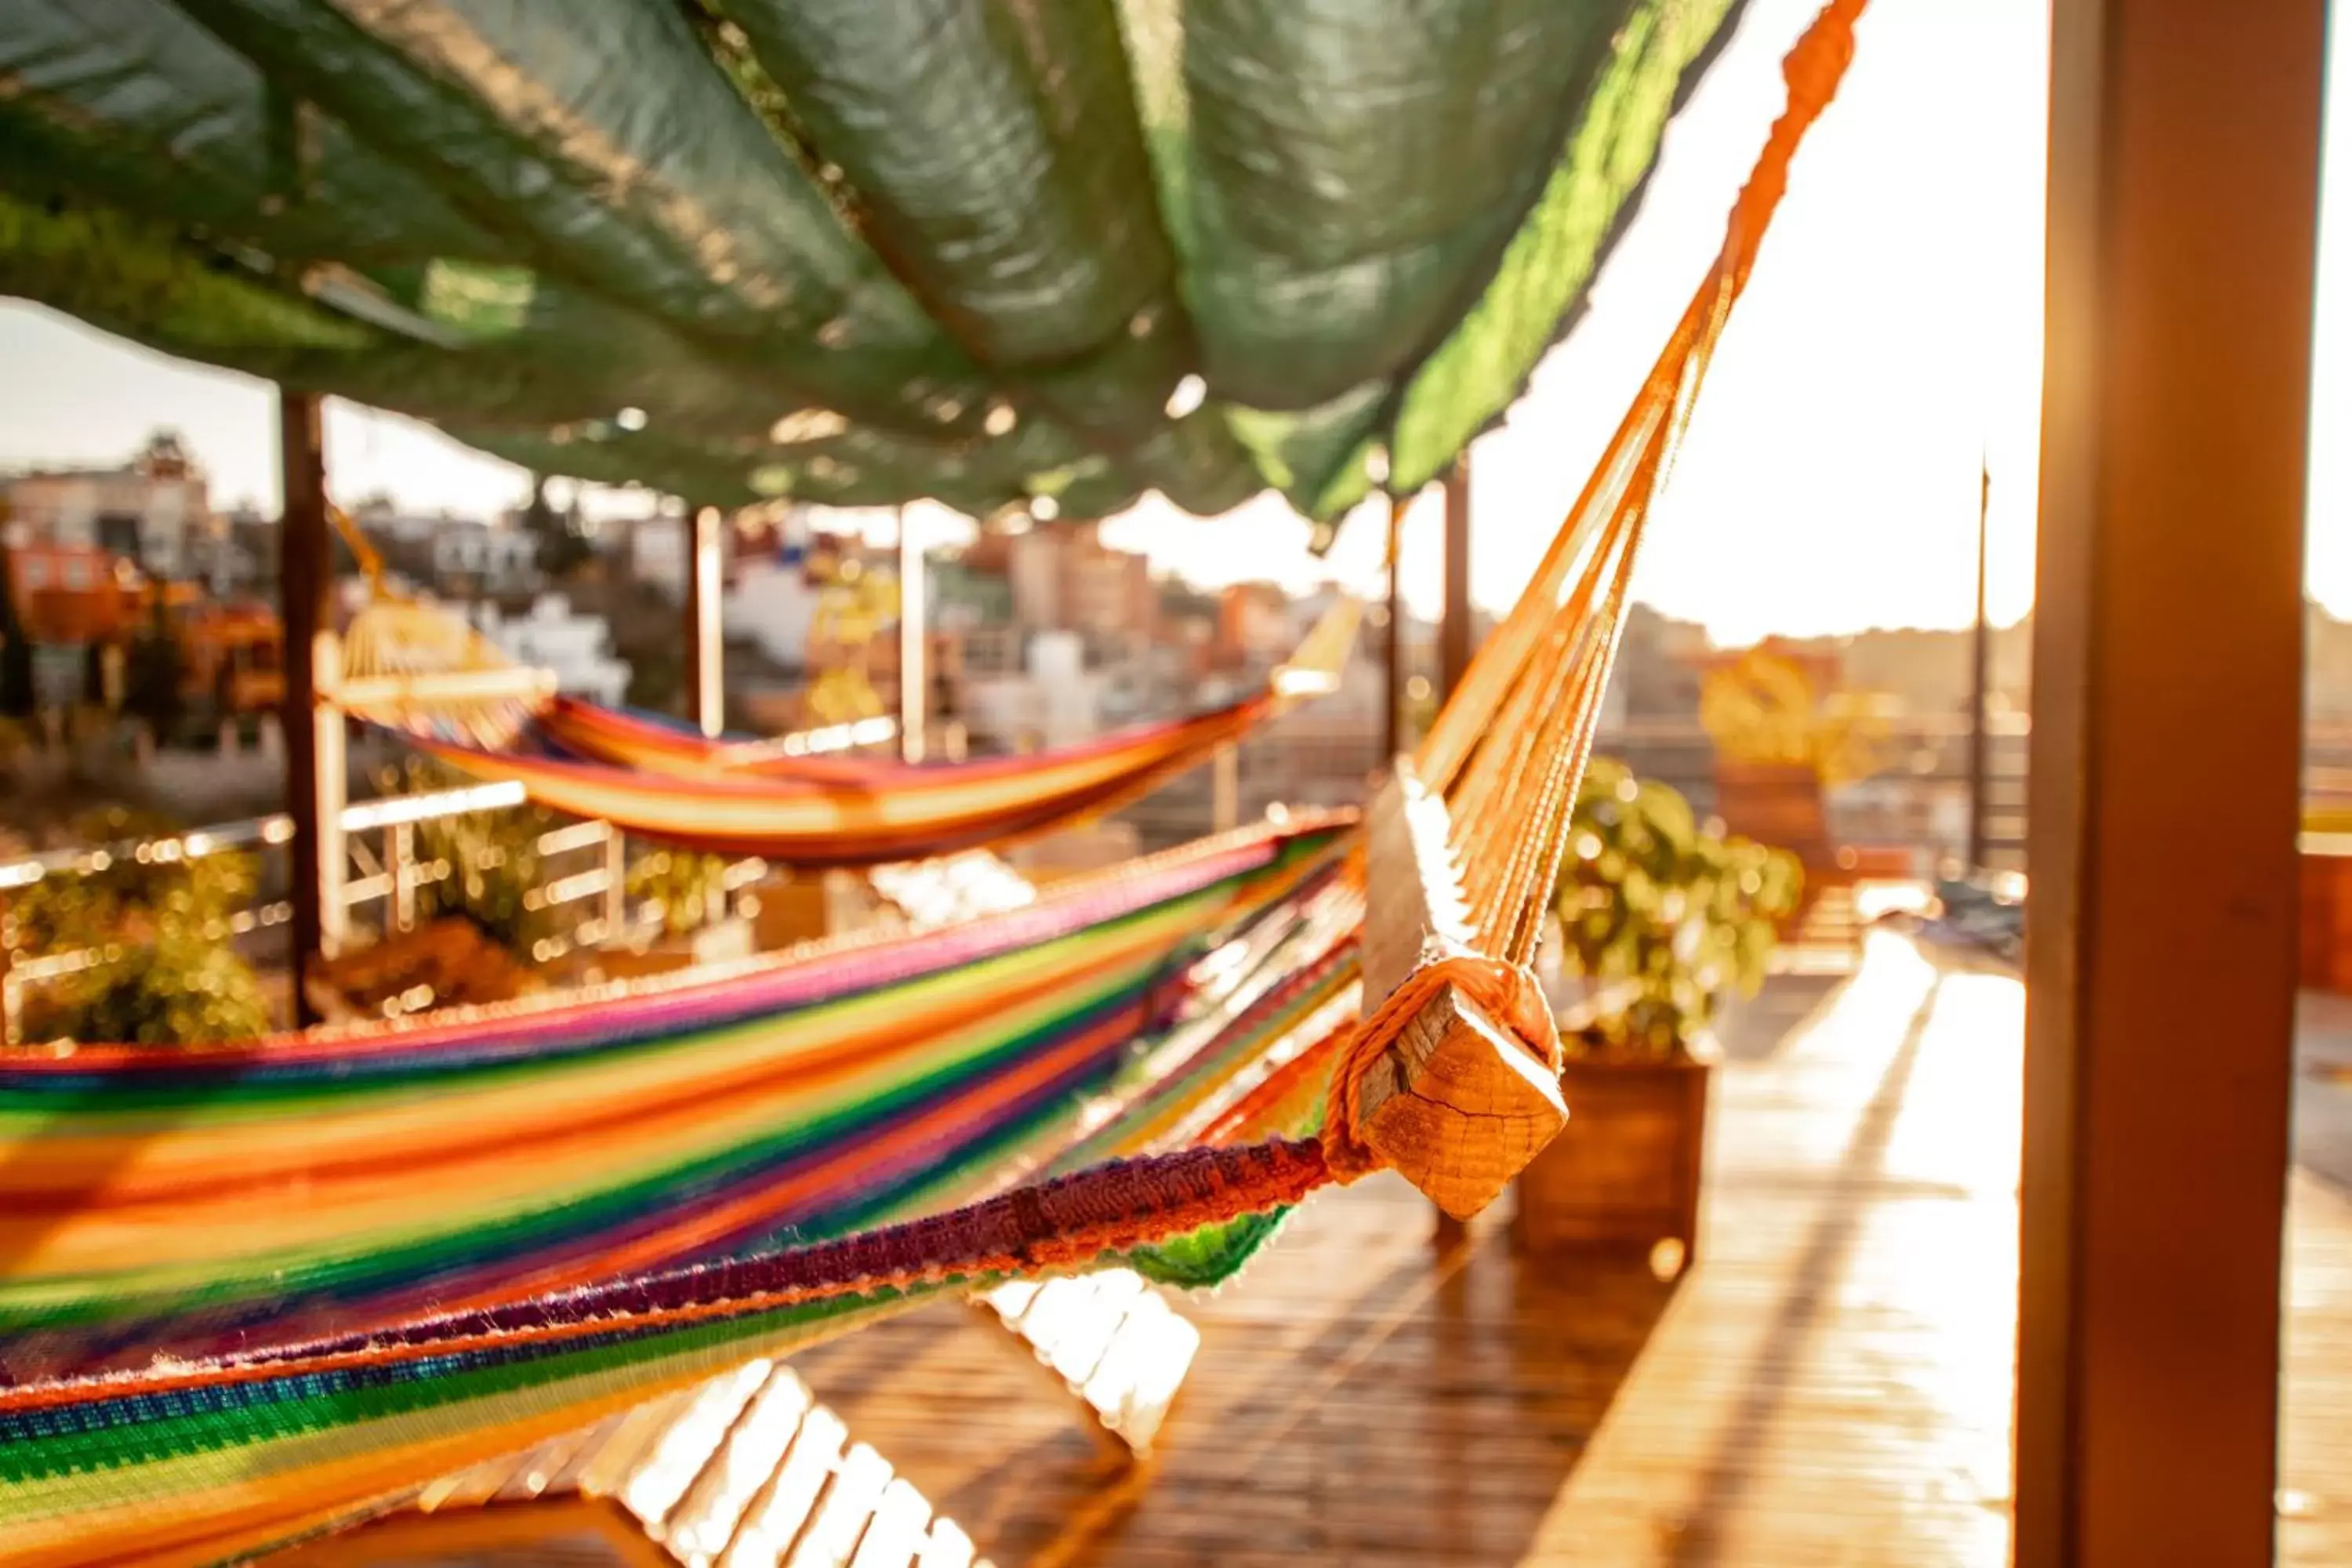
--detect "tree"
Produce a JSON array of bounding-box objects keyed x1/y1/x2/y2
[
  {"x1": 0, "y1": 552, "x2": 34, "y2": 719},
  {"x1": 124, "y1": 597, "x2": 184, "y2": 737},
  {"x1": 523, "y1": 474, "x2": 594, "y2": 581},
  {"x1": 123, "y1": 631, "x2": 183, "y2": 736},
  {"x1": 625, "y1": 645, "x2": 684, "y2": 713}
]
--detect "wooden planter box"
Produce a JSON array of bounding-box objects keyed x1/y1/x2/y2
[{"x1": 1512, "y1": 1054, "x2": 1711, "y2": 1264}]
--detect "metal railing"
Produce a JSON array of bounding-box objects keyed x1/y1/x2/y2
[{"x1": 0, "y1": 716, "x2": 904, "y2": 1043}]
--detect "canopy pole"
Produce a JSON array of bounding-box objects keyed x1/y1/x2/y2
[
  {"x1": 1435, "y1": 448, "x2": 1477, "y2": 1254},
  {"x1": 1965, "y1": 458, "x2": 1991, "y2": 872},
  {"x1": 684, "y1": 505, "x2": 723, "y2": 739},
  {"x1": 278, "y1": 388, "x2": 339, "y2": 1027},
  {"x1": 1383, "y1": 492, "x2": 1406, "y2": 761},
  {"x1": 2017, "y1": 2, "x2": 2319, "y2": 1563},
  {"x1": 898, "y1": 506, "x2": 927, "y2": 764},
  {"x1": 1440, "y1": 454, "x2": 1473, "y2": 699}
]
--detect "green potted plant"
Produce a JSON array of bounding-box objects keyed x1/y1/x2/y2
[
  {"x1": 9, "y1": 805, "x2": 274, "y2": 1046},
  {"x1": 1512, "y1": 758, "x2": 1802, "y2": 1269}
]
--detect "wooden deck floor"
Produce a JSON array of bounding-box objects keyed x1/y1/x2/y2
[{"x1": 283, "y1": 933, "x2": 2352, "y2": 1566}]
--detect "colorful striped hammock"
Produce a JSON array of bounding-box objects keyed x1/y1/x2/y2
[
  {"x1": 0, "y1": 10, "x2": 1860, "y2": 1557},
  {"x1": 0, "y1": 834, "x2": 1366, "y2": 1567},
  {"x1": 0, "y1": 815, "x2": 1349, "y2": 1384},
  {"x1": 333, "y1": 564, "x2": 1362, "y2": 866}
]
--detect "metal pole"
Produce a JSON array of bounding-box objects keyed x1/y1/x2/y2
[
  {"x1": 2016, "y1": 2, "x2": 2318, "y2": 1563},
  {"x1": 278, "y1": 388, "x2": 332, "y2": 1027},
  {"x1": 1965, "y1": 458, "x2": 1991, "y2": 872},
  {"x1": 1425, "y1": 466, "x2": 1470, "y2": 1259},
  {"x1": 898, "y1": 506, "x2": 927, "y2": 764},
  {"x1": 1440, "y1": 454, "x2": 1473, "y2": 700},
  {"x1": 684, "y1": 505, "x2": 723, "y2": 739},
  {"x1": 1383, "y1": 492, "x2": 1406, "y2": 761}
]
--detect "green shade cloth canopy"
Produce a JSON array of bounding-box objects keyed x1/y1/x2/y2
[{"x1": 0, "y1": 0, "x2": 1742, "y2": 529}]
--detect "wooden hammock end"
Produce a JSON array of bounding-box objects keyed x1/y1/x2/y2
[
  {"x1": 1354, "y1": 760, "x2": 1568, "y2": 1220},
  {"x1": 1352, "y1": 983, "x2": 1568, "y2": 1220}
]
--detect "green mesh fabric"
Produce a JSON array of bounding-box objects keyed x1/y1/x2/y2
[{"x1": 0, "y1": 0, "x2": 1746, "y2": 524}]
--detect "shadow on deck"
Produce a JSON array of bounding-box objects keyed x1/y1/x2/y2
[{"x1": 279, "y1": 932, "x2": 2352, "y2": 1566}]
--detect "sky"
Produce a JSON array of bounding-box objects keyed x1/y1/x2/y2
[{"x1": 0, "y1": 0, "x2": 2342, "y2": 642}]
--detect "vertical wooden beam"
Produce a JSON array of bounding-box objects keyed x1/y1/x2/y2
[
  {"x1": 1210, "y1": 743, "x2": 1240, "y2": 833},
  {"x1": 2017, "y1": 4, "x2": 2321, "y2": 1565},
  {"x1": 1383, "y1": 492, "x2": 1406, "y2": 760},
  {"x1": 1440, "y1": 454, "x2": 1473, "y2": 700},
  {"x1": 684, "y1": 505, "x2": 723, "y2": 739},
  {"x1": 601, "y1": 824, "x2": 626, "y2": 942},
  {"x1": 897, "y1": 506, "x2": 927, "y2": 764},
  {"x1": 278, "y1": 388, "x2": 332, "y2": 1028},
  {"x1": 1965, "y1": 459, "x2": 1991, "y2": 872}
]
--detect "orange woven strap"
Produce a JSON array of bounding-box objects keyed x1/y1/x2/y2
[
  {"x1": 325, "y1": 502, "x2": 390, "y2": 593},
  {"x1": 1316, "y1": 952, "x2": 1561, "y2": 1183}
]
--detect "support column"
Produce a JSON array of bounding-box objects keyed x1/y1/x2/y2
[
  {"x1": 1965, "y1": 459, "x2": 1991, "y2": 872},
  {"x1": 1211, "y1": 743, "x2": 1240, "y2": 834},
  {"x1": 898, "y1": 506, "x2": 927, "y2": 764},
  {"x1": 278, "y1": 389, "x2": 334, "y2": 1027},
  {"x1": 1383, "y1": 492, "x2": 1406, "y2": 760},
  {"x1": 684, "y1": 505, "x2": 723, "y2": 739},
  {"x1": 2016, "y1": 4, "x2": 2321, "y2": 1565},
  {"x1": 1440, "y1": 454, "x2": 1473, "y2": 700}
]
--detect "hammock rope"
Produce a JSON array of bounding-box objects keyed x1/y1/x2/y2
[{"x1": 1307, "y1": 2, "x2": 1863, "y2": 1210}]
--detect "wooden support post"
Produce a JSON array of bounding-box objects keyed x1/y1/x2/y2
[
  {"x1": 2016, "y1": 4, "x2": 2321, "y2": 1565},
  {"x1": 602, "y1": 826, "x2": 627, "y2": 942},
  {"x1": 1440, "y1": 454, "x2": 1473, "y2": 700},
  {"x1": 1211, "y1": 743, "x2": 1240, "y2": 834},
  {"x1": 1965, "y1": 459, "x2": 1991, "y2": 873},
  {"x1": 278, "y1": 388, "x2": 336, "y2": 1026},
  {"x1": 1383, "y1": 492, "x2": 1406, "y2": 761},
  {"x1": 314, "y1": 633, "x2": 347, "y2": 959},
  {"x1": 897, "y1": 506, "x2": 926, "y2": 764},
  {"x1": 1432, "y1": 464, "x2": 1477, "y2": 1251},
  {"x1": 389, "y1": 822, "x2": 416, "y2": 935},
  {"x1": 684, "y1": 505, "x2": 723, "y2": 739}
]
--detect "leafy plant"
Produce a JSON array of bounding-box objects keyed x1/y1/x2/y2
[
  {"x1": 1551, "y1": 757, "x2": 1803, "y2": 1058},
  {"x1": 626, "y1": 847, "x2": 731, "y2": 938},
  {"x1": 9, "y1": 805, "x2": 272, "y2": 1046},
  {"x1": 9, "y1": 807, "x2": 260, "y2": 953},
  {"x1": 57, "y1": 935, "x2": 273, "y2": 1046},
  {"x1": 387, "y1": 759, "x2": 563, "y2": 953}
]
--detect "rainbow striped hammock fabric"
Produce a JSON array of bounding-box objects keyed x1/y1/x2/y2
[
  {"x1": 0, "y1": 9, "x2": 1861, "y2": 1555},
  {"x1": 335, "y1": 581, "x2": 1362, "y2": 866},
  {"x1": 0, "y1": 816, "x2": 1362, "y2": 1564}
]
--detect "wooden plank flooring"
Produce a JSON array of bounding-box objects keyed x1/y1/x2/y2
[{"x1": 278, "y1": 932, "x2": 2352, "y2": 1566}]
